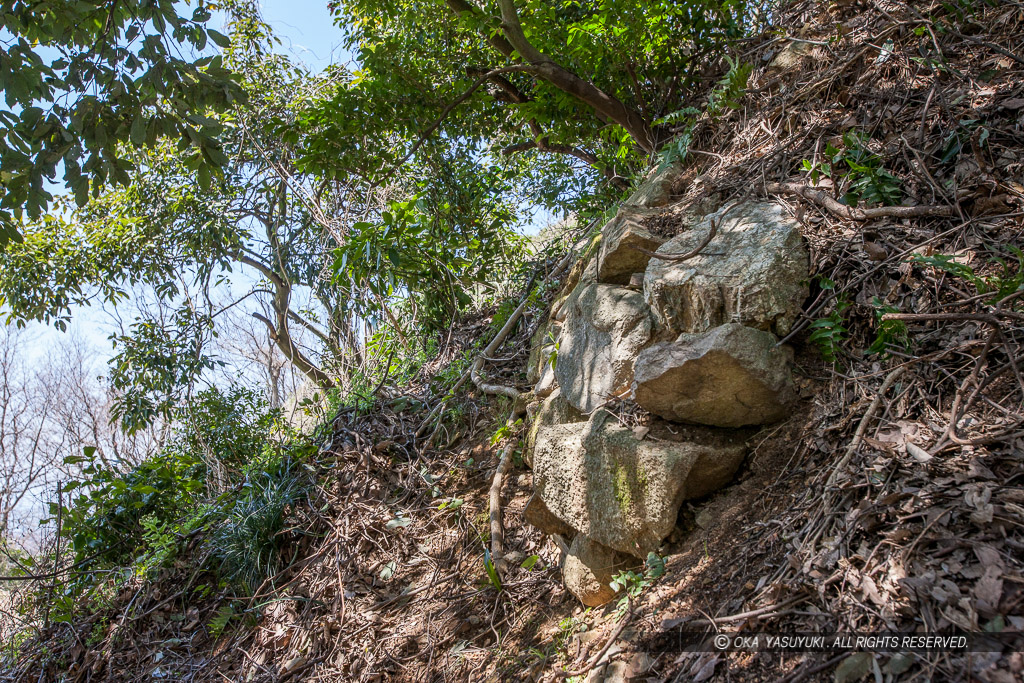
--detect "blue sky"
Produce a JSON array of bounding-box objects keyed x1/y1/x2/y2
[{"x1": 251, "y1": 0, "x2": 349, "y2": 71}]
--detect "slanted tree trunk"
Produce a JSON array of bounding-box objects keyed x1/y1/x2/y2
[{"x1": 447, "y1": 0, "x2": 657, "y2": 153}]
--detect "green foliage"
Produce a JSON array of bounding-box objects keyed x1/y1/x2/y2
[
  {"x1": 489, "y1": 418, "x2": 522, "y2": 447},
  {"x1": 212, "y1": 464, "x2": 310, "y2": 593},
  {"x1": 803, "y1": 132, "x2": 902, "y2": 206},
  {"x1": 911, "y1": 247, "x2": 1024, "y2": 304},
  {"x1": 207, "y1": 603, "x2": 240, "y2": 638},
  {"x1": 330, "y1": 166, "x2": 526, "y2": 331},
  {"x1": 0, "y1": 0, "x2": 244, "y2": 246},
  {"x1": 706, "y1": 57, "x2": 754, "y2": 116},
  {"x1": 178, "y1": 387, "x2": 283, "y2": 472},
  {"x1": 108, "y1": 311, "x2": 223, "y2": 434},
  {"x1": 808, "y1": 279, "x2": 851, "y2": 364},
  {"x1": 609, "y1": 552, "x2": 666, "y2": 614},
  {"x1": 300, "y1": 0, "x2": 758, "y2": 213},
  {"x1": 656, "y1": 56, "x2": 752, "y2": 170},
  {"x1": 940, "y1": 119, "x2": 990, "y2": 164},
  {"x1": 483, "y1": 549, "x2": 503, "y2": 590},
  {"x1": 867, "y1": 298, "x2": 910, "y2": 357},
  {"x1": 56, "y1": 448, "x2": 207, "y2": 573},
  {"x1": 46, "y1": 385, "x2": 310, "y2": 623},
  {"x1": 546, "y1": 330, "x2": 560, "y2": 371}
]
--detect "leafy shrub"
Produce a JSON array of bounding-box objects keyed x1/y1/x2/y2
[
  {"x1": 178, "y1": 386, "x2": 281, "y2": 472},
  {"x1": 609, "y1": 552, "x2": 666, "y2": 614},
  {"x1": 867, "y1": 298, "x2": 910, "y2": 357},
  {"x1": 47, "y1": 384, "x2": 308, "y2": 619},
  {"x1": 808, "y1": 279, "x2": 851, "y2": 364},
  {"x1": 656, "y1": 57, "x2": 752, "y2": 170}
]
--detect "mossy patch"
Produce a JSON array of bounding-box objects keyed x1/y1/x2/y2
[{"x1": 611, "y1": 460, "x2": 648, "y2": 516}]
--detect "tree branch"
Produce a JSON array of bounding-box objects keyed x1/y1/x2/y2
[
  {"x1": 251, "y1": 312, "x2": 334, "y2": 389},
  {"x1": 495, "y1": 0, "x2": 656, "y2": 152},
  {"x1": 383, "y1": 65, "x2": 537, "y2": 181},
  {"x1": 766, "y1": 181, "x2": 955, "y2": 220}
]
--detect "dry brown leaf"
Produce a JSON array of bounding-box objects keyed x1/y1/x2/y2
[
  {"x1": 973, "y1": 565, "x2": 1004, "y2": 615},
  {"x1": 905, "y1": 442, "x2": 932, "y2": 463}
]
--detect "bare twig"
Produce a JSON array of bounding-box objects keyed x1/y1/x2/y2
[{"x1": 826, "y1": 367, "x2": 905, "y2": 488}]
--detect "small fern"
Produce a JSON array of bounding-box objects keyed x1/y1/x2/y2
[
  {"x1": 809, "y1": 281, "x2": 851, "y2": 364},
  {"x1": 867, "y1": 298, "x2": 910, "y2": 357},
  {"x1": 208, "y1": 603, "x2": 237, "y2": 638},
  {"x1": 655, "y1": 58, "x2": 751, "y2": 171}
]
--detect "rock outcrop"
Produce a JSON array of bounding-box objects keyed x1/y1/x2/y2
[
  {"x1": 596, "y1": 212, "x2": 665, "y2": 285},
  {"x1": 643, "y1": 201, "x2": 808, "y2": 337},
  {"x1": 554, "y1": 283, "x2": 653, "y2": 413},
  {"x1": 532, "y1": 413, "x2": 749, "y2": 558},
  {"x1": 521, "y1": 171, "x2": 808, "y2": 605},
  {"x1": 632, "y1": 324, "x2": 797, "y2": 427},
  {"x1": 524, "y1": 387, "x2": 585, "y2": 465},
  {"x1": 522, "y1": 491, "x2": 574, "y2": 537},
  {"x1": 623, "y1": 164, "x2": 685, "y2": 209}
]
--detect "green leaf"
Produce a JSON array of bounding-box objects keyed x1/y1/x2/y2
[
  {"x1": 386, "y1": 515, "x2": 412, "y2": 529},
  {"x1": 130, "y1": 114, "x2": 147, "y2": 146},
  {"x1": 207, "y1": 29, "x2": 231, "y2": 48},
  {"x1": 483, "y1": 549, "x2": 502, "y2": 590}
]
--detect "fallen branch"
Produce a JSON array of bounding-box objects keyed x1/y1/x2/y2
[
  {"x1": 669, "y1": 596, "x2": 807, "y2": 627},
  {"x1": 626, "y1": 199, "x2": 740, "y2": 263},
  {"x1": 557, "y1": 604, "x2": 634, "y2": 679},
  {"x1": 489, "y1": 434, "x2": 517, "y2": 575},
  {"x1": 469, "y1": 293, "x2": 532, "y2": 401},
  {"x1": 826, "y1": 367, "x2": 905, "y2": 488},
  {"x1": 628, "y1": 216, "x2": 719, "y2": 263},
  {"x1": 766, "y1": 181, "x2": 955, "y2": 220}
]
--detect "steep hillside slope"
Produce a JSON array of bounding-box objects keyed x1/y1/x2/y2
[{"x1": 5, "y1": 1, "x2": 1024, "y2": 682}]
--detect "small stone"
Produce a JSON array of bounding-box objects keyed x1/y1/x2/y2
[{"x1": 562, "y1": 535, "x2": 635, "y2": 607}]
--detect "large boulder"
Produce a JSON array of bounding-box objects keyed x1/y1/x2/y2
[
  {"x1": 643, "y1": 201, "x2": 808, "y2": 337},
  {"x1": 523, "y1": 492, "x2": 575, "y2": 537},
  {"x1": 597, "y1": 212, "x2": 666, "y2": 285},
  {"x1": 563, "y1": 535, "x2": 636, "y2": 607},
  {"x1": 632, "y1": 323, "x2": 797, "y2": 428},
  {"x1": 533, "y1": 413, "x2": 749, "y2": 558},
  {"x1": 525, "y1": 387, "x2": 586, "y2": 464},
  {"x1": 555, "y1": 283, "x2": 654, "y2": 413}
]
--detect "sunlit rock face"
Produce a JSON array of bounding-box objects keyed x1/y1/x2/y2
[
  {"x1": 532, "y1": 414, "x2": 749, "y2": 559},
  {"x1": 644, "y1": 201, "x2": 808, "y2": 337},
  {"x1": 632, "y1": 323, "x2": 797, "y2": 428},
  {"x1": 554, "y1": 283, "x2": 653, "y2": 414}
]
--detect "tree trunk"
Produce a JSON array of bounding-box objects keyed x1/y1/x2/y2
[{"x1": 447, "y1": 0, "x2": 657, "y2": 153}]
